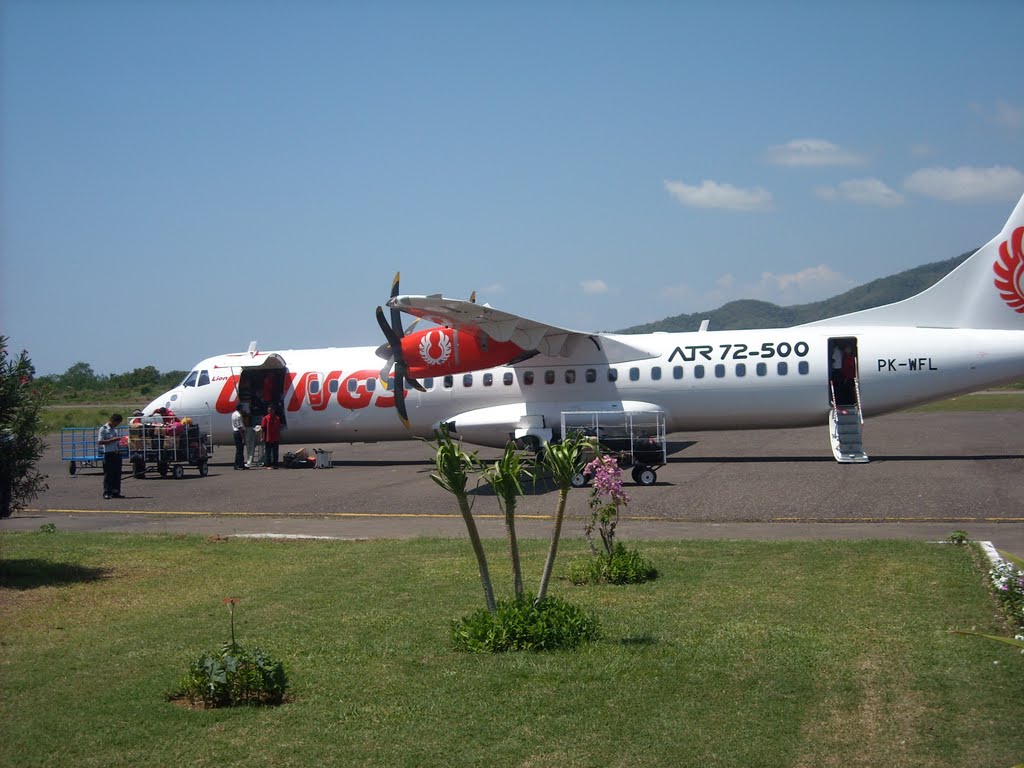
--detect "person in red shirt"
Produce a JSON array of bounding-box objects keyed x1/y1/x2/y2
[{"x1": 260, "y1": 405, "x2": 282, "y2": 469}]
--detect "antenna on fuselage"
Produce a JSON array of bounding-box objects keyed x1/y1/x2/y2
[
  {"x1": 698, "y1": 319, "x2": 711, "y2": 332},
  {"x1": 247, "y1": 340, "x2": 258, "y2": 356}
]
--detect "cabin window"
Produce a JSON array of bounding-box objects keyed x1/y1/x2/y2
[
  {"x1": 777, "y1": 362, "x2": 788, "y2": 376},
  {"x1": 694, "y1": 365, "x2": 705, "y2": 379},
  {"x1": 198, "y1": 370, "x2": 210, "y2": 387},
  {"x1": 523, "y1": 371, "x2": 535, "y2": 385},
  {"x1": 651, "y1": 366, "x2": 662, "y2": 381},
  {"x1": 443, "y1": 375, "x2": 454, "y2": 389},
  {"x1": 608, "y1": 368, "x2": 619, "y2": 382},
  {"x1": 347, "y1": 378, "x2": 357, "y2": 393},
  {"x1": 714, "y1": 364, "x2": 726, "y2": 378},
  {"x1": 182, "y1": 371, "x2": 198, "y2": 388},
  {"x1": 309, "y1": 378, "x2": 321, "y2": 394},
  {"x1": 483, "y1": 373, "x2": 493, "y2": 387},
  {"x1": 673, "y1": 366, "x2": 683, "y2": 380},
  {"x1": 545, "y1": 370, "x2": 555, "y2": 385},
  {"x1": 503, "y1": 372, "x2": 514, "y2": 386},
  {"x1": 565, "y1": 370, "x2": 576, "y2": 384},
  {"x1": 629, "y1": 367, "x2": 640, "y2": 381},
  {"x1": 798, "y1": 361, "x2": 809, "y2": 375},
  {"x1": 423, "y1": 377, "x2": 434, "y2": 390},
  {"x1": 366, "y1": 377, "x2": 376, "y2": 392},
  {"x1": 386, "y1": 375, "x2": 395, "y2": 392},
  {"x1": 756, "y1": 363, "x2": 767, "y2": 377},
  {"x1": 463, "y1": 373, "x2": 473, "y2": 387},
  {"x1": 329, "y1": 379, "x2": 340, "y2": 393},
  {"x1": 585, "y1": 368, "x2": 597, "y2": 383},
  {"x1": 735, "y1": 364, "x2": 746, "y2": 378}
]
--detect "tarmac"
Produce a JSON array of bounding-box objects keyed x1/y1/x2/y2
[{"x1": 3, "y1": 410, "x2": 1023, "y2": 552}]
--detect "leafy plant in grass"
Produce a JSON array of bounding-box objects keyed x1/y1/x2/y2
[
  {"x1": 535, "y1": 432, "x2": 594, "y2": 603},
  {"x1": 480, "y1": 442, "x2": 532, "y2": 597},
  {"x1": 427, "y1": 426, "x2": 496, "y2": 613},
  {"x1": 169, "y1": 597, "x2": 288, "y2": 708},
  {"x1": 451, "y1": 594, "x2": 600, "y2": 652},
  {"x1": 952, "y1": 550, "x2": 1024, "y2": 654},
  {"x1": 570, "y1": 453, "x2": 657, "y2": 585}
]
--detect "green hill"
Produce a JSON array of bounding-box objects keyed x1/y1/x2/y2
[{"x1": 618, "y1": 250, "x2": 975, "y2": 333}]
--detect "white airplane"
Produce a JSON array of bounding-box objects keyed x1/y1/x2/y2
[{"x1": 145, "y1": 192, "x2": 1024, "y2": 479}]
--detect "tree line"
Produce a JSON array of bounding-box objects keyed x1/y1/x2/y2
[{"x1": 36, "y1": 362, "x2": 188, "y2": 398}]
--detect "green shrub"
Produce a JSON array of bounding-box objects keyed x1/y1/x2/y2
[
  {"x1": 171, "y1": 641, "x2": 288, "y2": 708},
  {"x1": 569, "y1": 543, "x2": 658, "y2": 586},
  {"x1": 451, "y1": 594, "x2": 600, "y2": 653}
]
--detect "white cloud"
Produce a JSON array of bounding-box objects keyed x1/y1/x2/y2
[
  {"x1": 903, "y1": 165, "x2": 1024, "y2": 202},
  {"x1": 581, "y1": 279, "x2": 609, "y2": 295},
  {"x1": 664, "y1": 179, "x2": 773, "y2": 211},
  {"x1": 814, "y1": 178, "x2": 905, "y2": 207},
  {"x1": 764, "y1": 138, "x2": 865, "y2": 167},
  {"x1": 660, "y1": 265, "x2": 856, "y2": 312},
  {"x1": 971, "y1": 100, "x2": 1024, "y2": 130}
]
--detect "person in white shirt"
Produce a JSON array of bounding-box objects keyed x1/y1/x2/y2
[
  {"x1": 97, "y1": 413, "x2": 124, "y2": 499},
  {"x1": 231, "y1": 404, "x2": 247, "y2": 470}
]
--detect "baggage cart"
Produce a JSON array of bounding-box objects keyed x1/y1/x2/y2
[
  {"x1": 125, "y1": 414, "x2": 214, "y2": 479},
  {"x1": 60, "y1": 427, "x2": 129, "y2": 476},
  {"x1": 561, "y1": 409, "x2": 667, "y2": 486}
]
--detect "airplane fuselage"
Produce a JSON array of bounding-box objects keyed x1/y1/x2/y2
[{"x1": 145, "y1": 324, "x2": 1024, "y2": 449}]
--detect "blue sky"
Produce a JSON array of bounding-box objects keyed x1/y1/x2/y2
[{"x1": 2, "y1": 0, "x2": 1022, "y2": 376}]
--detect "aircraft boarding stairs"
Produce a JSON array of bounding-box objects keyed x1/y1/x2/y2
[{"x1": 829, "y1": 379, "x2": 869, "y2": 464}]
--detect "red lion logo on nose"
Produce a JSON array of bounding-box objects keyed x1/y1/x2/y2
[{"x1": 993, "y1": 226, "x2": 1024, "y2": 313}]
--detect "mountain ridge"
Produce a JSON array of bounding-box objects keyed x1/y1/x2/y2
[{"x1": 616, "y1": 250, "x2": 976, "y2": 333}]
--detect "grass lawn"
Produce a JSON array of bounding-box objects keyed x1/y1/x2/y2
[{"x1": 1, "y1": 533, "x2": 1022, "y2": 767}]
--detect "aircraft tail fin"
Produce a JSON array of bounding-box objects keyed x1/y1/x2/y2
[{"x1": 805, "y1": 193, "x2": 1024, "y2": 330}]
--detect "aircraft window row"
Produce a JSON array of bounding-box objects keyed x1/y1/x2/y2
[{"x1": 304, "y1": 360, "x2": 811, "y2": 399}]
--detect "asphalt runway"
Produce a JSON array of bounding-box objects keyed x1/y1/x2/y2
[{"x1": 3, "y1": 411, "x2": 1023, "y2": 551}]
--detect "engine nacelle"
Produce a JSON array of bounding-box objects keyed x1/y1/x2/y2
[{"x1": 401, "y1": 328, "x2": 530, "y2": 378}]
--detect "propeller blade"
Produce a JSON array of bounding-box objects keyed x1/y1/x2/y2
[
  {"x1": 389, "y1": 272, "x2": 403, "y2": 339},
  {"x1": 375, "y1": 306, "x2": 401, "y2": 350}
]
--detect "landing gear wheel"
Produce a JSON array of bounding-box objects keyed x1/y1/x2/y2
[
  {"x1": 570, "y1": 472, "x2": 588, "y2": 488},
  {"x1": 172, "y1": 464, "x2": 185, "y2": 480},
  {"x1": 158, "y1": 463, "x2": 169, "y2": 477},
  {"x1": 198, "y1": 461, "x2": 209, "y2": 477},
  {"x1": 68, "y1": 461, "x2": 77, "y2": 476}
]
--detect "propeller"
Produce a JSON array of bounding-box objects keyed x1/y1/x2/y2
[{"x1": 375, "y1": 272, "x2": 425, "y2": 428}]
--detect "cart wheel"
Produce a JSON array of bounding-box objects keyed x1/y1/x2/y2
[
  {"x1": 172, "y1": 464, "x2": 185, "y2": 480},
  {"x1": 635, "y1": 467, "x2": 657, "y2": 486},
  {"x1": 68, "y1": 461, "x2": 77, "y2": 477},
  {"x1": 132, "y1": 457, "x2": 146, "y2": 479},
  {"x1": 198, "y1": 461, "x2": 209, "y2": 477},
  {"x1": 570, "y1": 472, "x2": 588, "y2": 488},
  {"x1": 630, "y1": 466, "x2": 642, "y2": 484},
  {"x1": 158, "y1": 463, "x2": 169, "y2": 477}
]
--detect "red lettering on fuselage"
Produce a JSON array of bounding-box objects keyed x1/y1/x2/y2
[{"x1": 215, "y1": 369, "x2": 397, "y2": 414}]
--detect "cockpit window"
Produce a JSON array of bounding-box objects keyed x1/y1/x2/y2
[
  {"x1": 198, "y1": 370, "x2": 210, "y2": 387},
  {"x1": 181, "y1": 371, "x2": 199, "y2": 388}
]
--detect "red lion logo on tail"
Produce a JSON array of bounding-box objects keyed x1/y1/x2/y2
[{"x1": 993, "y1": 226, "x2": 1024, "y2": 313}]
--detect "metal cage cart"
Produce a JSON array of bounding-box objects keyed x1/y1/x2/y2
[
  {"x1": 560, "y1": 409, "x2": 667, "y2": 486},
  {"x1": 125, "y1": 414, "x2": 214, "y2": 479},
  {"x1": 60, "y1": 427, "x2": 129, "y2": 476}
]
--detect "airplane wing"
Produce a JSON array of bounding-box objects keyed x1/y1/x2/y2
[{"x1": 388, "y1": 294, "x2": 656, "y2": 363}]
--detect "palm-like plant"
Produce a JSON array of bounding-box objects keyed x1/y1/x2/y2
[
  {"x1": 429, "y1": 427, "x2": 496, "y2": 614},
  {"x1": 535, "y1": 433, "x2": 595, "y2": 603},
  {"x1": 480, "y1": 443, "x2": 532, "y2": 597}
]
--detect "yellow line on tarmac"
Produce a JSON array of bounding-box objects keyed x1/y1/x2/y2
[{"x1": 36, "y1": 508, "x2": 556, "y2": 521}]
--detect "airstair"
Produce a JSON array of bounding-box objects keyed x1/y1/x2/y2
[{"x1": 829, "y1": 379, "x2": 869, "y2": 463}]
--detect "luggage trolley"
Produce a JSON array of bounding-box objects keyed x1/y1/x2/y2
[
  {"x1": 60, "y1": 427, "x2": 128, "y2": 476},
  {"x1": 125, "y1": 414, "x2": 214, "y2": 479},
  {"x1": 561, "y1": 409, "x2": 667, "y2": 486}
]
